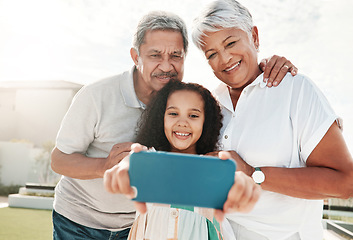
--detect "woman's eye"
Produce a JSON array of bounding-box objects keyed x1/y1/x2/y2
[
  {"x1": 207, "y1": 53, "x2": 216, "y2": 60},
  {"x1": 226, "y1": 41, "x2": 236, "y2": 48}
]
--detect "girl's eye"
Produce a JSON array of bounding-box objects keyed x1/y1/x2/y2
[
  {"x1": 168, "y1": 112, "x2": 178, "y2": 116},
  {"x1": 190, "y1": 114, "x2": 199, "y2": 118}
]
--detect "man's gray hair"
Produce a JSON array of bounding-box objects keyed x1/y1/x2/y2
[
  {"x1": 192, "y1": 0, "x2": 253, "y2": 50},
  {"x1": 133, "y1": 11, "x2": 188, "y2": 54}
]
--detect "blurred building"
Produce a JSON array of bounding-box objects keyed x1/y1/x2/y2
[
  {"x1": 0, "y1": 80, "x2": 82, "y2": 185},
  {"x1": 0, "y1": 80, "x2": 82, "y2": 146}
]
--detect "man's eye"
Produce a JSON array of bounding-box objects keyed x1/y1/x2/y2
[{"x1": 151, "y1": 54, "x2": 161, "y2": 58}]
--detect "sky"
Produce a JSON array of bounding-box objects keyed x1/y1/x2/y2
[{"x1": 1, "y1": 0, "x2": 353, "y2": 152}]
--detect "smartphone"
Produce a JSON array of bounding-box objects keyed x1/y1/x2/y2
[{"x1": 129, "y1": 151, "x2": 236, "y2": 209}]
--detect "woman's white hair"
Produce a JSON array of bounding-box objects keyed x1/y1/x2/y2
[{"x1": 192, "y1": 0, "x2": 253, "y2": 50}]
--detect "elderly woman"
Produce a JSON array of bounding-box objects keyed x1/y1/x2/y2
[{"x1": 192, "y1": 0, "x2": 353, "y2": 240}]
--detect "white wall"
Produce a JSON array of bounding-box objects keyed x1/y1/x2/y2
[
  {"x1": 0, "y1": 142, "x2": 32, "y2": 185},
  {"x1": 0, "y1": 88, "x2": 75, "y2": 146},
  {"x1": 0, "y1": 141, "x2": 60, "y2": 186},
  {"x1": 0, "y1": 89, "x2": 18, "y2": 140},
  {"x1": 0, "y1": 86, "x2": 77, "y2": 186}
]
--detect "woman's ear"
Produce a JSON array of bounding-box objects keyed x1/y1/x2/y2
[
  {"x1": 130, "y1": 48, "x2": 139, "y2": 67},
  {"x1": 252, "y1": 26, "x2": 259, "y2": 51}
]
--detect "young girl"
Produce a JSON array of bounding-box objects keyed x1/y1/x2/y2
[
  {"x1": 135, "y1": 80, "x2": 222, "y2": 155},
  {"x1": 104, "y1": 80, "x2": 261, "y2": 240}
]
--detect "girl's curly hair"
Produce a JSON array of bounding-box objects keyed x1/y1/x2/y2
[{"x1": 135, "y1": 80, "x2": 223, "y2": 154}]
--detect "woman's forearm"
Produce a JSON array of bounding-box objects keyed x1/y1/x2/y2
[{"x1": 259, "y1": 166, "x2": 353, "y2": 199}]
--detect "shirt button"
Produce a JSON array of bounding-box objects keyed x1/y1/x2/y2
[
  {"x1": 224, "y1": 135, "x2": 228, "y2": 139},
  {"x1": 170, "y1": 209, "x2": 179, "y2": 218},
  {"x1": 260, "y1": 80, "x2": 267, "y2": 88}
]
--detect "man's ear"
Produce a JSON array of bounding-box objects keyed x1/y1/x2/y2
[
  {"x1": 252, "y1": 26, "x2": 259, "y2": 50},
  {"x1": 130, "y1": 48, "x2": 139, "y2": 66}
]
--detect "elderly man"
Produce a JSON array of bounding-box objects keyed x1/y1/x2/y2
[{"x1": 51, "y1": 11, "x2": 296, "y2": 240}]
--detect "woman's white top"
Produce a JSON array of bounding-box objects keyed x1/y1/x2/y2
[{"x1": 213, "y1": 73, "x2": 339, "y2": 240}]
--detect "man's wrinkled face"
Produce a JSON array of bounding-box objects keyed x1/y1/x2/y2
[{"x1": 132, "y1": 30, "x2": 185, "y2": 93}]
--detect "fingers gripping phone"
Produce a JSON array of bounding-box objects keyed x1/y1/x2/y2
[{"x1": 129, "y1": 151, "x2": 236, "y2": 209}]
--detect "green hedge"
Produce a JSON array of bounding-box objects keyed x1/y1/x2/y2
[{"x1": 0, "y1": 184, "x2": 21, "y2": 196}]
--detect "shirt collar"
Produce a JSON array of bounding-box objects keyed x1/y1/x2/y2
[
  {"x1": 247, "y1": 73, "x2": 267, "y2": 89},
  {"x1": 213, "y1": 73, "x2": 266, "y2": 111},
  {"x1": 120, "y1": 66, "x2": 145, "y2": 109},
  {"x1": 214, "y1": 73, "x2": 266, "y2": 95}
]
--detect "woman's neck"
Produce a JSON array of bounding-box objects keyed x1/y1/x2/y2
[
  {"x1": 228, "y1": 68, "x2": 261, "y2": 110},
  {"x1": 228, "y1": 87, "x2": 242, "y2": 111}
]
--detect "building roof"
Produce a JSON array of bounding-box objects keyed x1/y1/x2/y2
[{"x1": 0, "y1": 80, "x2": 83, "y2": 90}]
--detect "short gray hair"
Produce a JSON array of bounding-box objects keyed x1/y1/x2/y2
[
  {"x1": 192, "y1": 0, "x2": 253, "y2": 50},
  {"x1": 133, "y1": 11, "x2": 189, "y2": 54}
]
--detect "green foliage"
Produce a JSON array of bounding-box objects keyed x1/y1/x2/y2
[
  {"x1": 0, "y1": 184, "x2": 21, "y2": 196},
  {"x1": 325, "y1": 215, "x2": 353, "y2": 224},
  {"x1": 0, "y1": 162, "x2": 20, "y2": 196}
]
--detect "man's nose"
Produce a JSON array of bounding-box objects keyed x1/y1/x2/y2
[{"x1": 159, "y1": 58, "x2": 174, "y2": 72}]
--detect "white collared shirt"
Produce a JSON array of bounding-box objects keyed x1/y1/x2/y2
[
  {"x1": 54, "y1": 66, "x2": 143, "y2": 231},
  {"x1": 213, "y1": 73, "x2": 338, "y2": 240}
]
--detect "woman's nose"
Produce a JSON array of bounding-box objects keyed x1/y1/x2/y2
[{"x1": 219, "y1": 50, "x2": 232, "y2": 65}]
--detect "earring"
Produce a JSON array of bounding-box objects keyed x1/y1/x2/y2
[{"x1": 255, "y1": 44, "x2": 260, "y2": 52}]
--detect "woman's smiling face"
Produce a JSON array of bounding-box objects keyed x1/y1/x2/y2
[
  {"x1": 201, "y1": 27, "x2": 262, "y2": 89},
  {"x1": 164, "y1": 90, "x2": 205, "y2": 154}
]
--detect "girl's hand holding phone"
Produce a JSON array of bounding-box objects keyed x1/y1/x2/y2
[
  {"x1": 104, "y1": 144, "x2": 261, "y2": 219},
  {"x1": 214, "y1": 151, "x2": 262, "y2": 222},
  {"x1": 104, "y1": 143, "x2": 149, "y2": 213}
]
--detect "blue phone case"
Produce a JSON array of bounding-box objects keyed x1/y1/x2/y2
[{"x1": 129, "y1": 151, "x2": 236, "y2": 209}]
